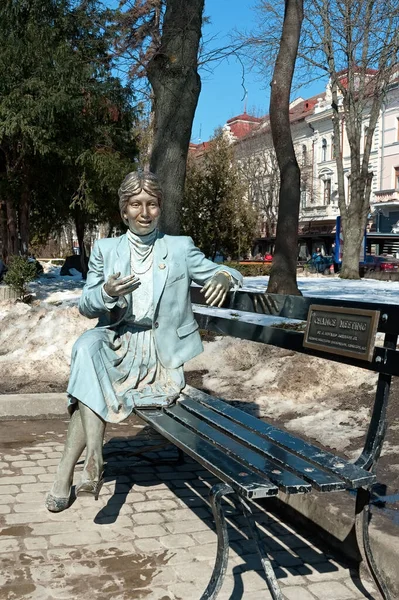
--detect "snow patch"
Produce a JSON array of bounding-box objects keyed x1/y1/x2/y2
[
  {"x1": 1, "y1": 268, "x2": 398, "y2": 453},
  {"x1": 186, "y1": 335, "x2": 377, "y2": 453}
]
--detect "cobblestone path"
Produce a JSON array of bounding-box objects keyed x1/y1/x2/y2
[{"x1": 0, "y1": 418, "x2": 378, "y2": 600}]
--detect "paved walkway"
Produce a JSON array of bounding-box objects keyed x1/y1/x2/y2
[{"x1": 0, "y1": 417, "x2": 378, "y2": 600}]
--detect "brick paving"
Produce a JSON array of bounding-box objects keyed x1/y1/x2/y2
[{"x1": 0, "y1": 417, "x2": 379, "y2": 600}]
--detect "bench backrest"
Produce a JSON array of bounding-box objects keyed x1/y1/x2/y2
[
  {"x1": 190, "y1": 287, "x2": 399, "y2": 377},
  {"x1": 190, "y1": 287, "x2": 399, "y2": 472}
]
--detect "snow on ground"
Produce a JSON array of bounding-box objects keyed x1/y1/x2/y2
[
  {"x1": 1, "y1": 268, "x2": 398, "y2": 453},
  {"x1": 185, "y1": 335, "x2": 377, "y2": 452},
  {"x1": 28, "y1": 264, "x2": 399, "y2": 307},
  {"x1": 243, "y1": 274, "x2": 399, "y2": 304},
  {"x1": 29, "y1": 262, "x2": 85, "y2": 305},
  {"x1": 0, "y1": 265, "x2": 88, "y2": 388}
]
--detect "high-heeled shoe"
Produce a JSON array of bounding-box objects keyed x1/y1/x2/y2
[
  {"x1": 45, "y1": 489, "x2": 72, "y2": 513},
  {"x1": 75, "y1": 476, "x2": 104, "y2": 501}
]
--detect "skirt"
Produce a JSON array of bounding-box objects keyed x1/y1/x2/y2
[{"x1": 67, "y1": 323, "x2": 184, "y2": 423}]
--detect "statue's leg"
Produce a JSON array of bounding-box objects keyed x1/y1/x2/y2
[
  {"x1": 45, "y1": 404, "x2": 86, "y2": 511},
  {"x1": 76, "y1": 400, "x2": 106, "y2": 497}
]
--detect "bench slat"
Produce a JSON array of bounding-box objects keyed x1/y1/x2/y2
[
  {"x1": 178, "y1": 396, "x2": 347, "y2": 492},
  {"x1": 165, "y1": 403, "x2": 311, "y2": 494},
  {"x1": 184, "y1": 386, "x2": 376, "y2": 488},
  {"x1": 135, "y1": 408, "x2": 278, "y2": 499}
]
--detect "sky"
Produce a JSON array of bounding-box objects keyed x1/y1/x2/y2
[
  {"x1": 193, "y1": 0, "x2": 268, "y2": 142},
  {"x1": 192, "y1": 0, "x2": 326, "y2": 143},
  {"x1": 105, "y1": 0, "x2": 327, "y2": 144}
]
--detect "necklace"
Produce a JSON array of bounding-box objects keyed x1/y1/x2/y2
[
  {"x1": 131, "y1": 247, "x2": 154, "y2": 275},
  {"x1": 127, "y1": 228, "x2": 156, "y2": 275},
  {"x1": 132, "y1": 257, "x2": 153, "y2": 275}
]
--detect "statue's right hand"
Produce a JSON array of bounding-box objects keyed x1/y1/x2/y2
[{"x1": 103, "y1": 272, "x2": 140, "y2": 298}]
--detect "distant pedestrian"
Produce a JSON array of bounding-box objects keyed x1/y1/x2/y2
[{"x1": 312, "y1": 247, "x2": 324, "y2": 273}]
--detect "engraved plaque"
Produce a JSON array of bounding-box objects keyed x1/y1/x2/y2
[{"x1": 303, "y1": 305, "x2": 380, "y2": 361}]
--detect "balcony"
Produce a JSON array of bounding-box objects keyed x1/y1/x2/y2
[
  {"x1": 300, "y1": 204, "x2": 339, "y2": 220},
  {"x1": 373, "y1": 190, "x2": 399, "y2": 204}
]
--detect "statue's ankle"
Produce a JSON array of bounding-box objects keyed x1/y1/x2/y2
[
  {"x1": 50, "y1": 478, "x2": 72, "y2": 498},
  {"x1": 81, "y1": 462, "x2": 103, "y2": 483}
]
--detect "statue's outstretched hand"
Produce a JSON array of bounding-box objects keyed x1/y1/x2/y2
[
  {"x1": 104, "y1": 272, "x2": 140, "y2": 298},
  {"x1": 201, "y1": 271, "x2": 232, "y2": 307}
]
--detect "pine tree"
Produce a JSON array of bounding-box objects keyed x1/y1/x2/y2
[
  {"x1": 182, "y1": 130, "x2": 258, "y2": 260},
  {"x1": 0, "y1": 0, "x2": 138, "y2": 261}
]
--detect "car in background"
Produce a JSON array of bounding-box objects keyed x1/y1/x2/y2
[{"x1": 360, "y1": 255, "x2": 399, "y2": 276}]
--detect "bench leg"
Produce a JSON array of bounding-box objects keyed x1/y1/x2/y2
[
  {"x1": 237, "y1": 496, "x2": 283, "y2": 600},
  {"x1": 200, "y1": 482, "x2": 233, "y2": 600},
  {"x1": 355, "y1": 487, "x2": 391, "y2": 600}
]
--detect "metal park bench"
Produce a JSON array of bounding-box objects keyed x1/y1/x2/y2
[{"x1": 135, "y1": 288, "x2": 398, "y2": 600}]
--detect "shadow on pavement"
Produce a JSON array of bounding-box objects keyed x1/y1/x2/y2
[{"x1": 90, "y1": 428, "x2": 376, "y2": 600}]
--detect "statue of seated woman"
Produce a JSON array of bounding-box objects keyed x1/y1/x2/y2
[{"x1": 45, "y1": 170, "x2": 242, "y2": 512}]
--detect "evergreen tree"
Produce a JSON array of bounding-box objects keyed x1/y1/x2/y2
[
  {"x1": 182, "y1": 130, "x2": 258, "y2": 260},
  {"x1": 0, "y1": 0, "x2": 138, "y2": 261}
]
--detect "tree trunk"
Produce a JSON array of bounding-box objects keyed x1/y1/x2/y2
[
  {"x1": 267, "y1": 0, "x2": 304, "y2": 295},
  {"x1": 340, "y1": 215, "x2": 365, "y2": 278},
  {"x1": 0, "y1": 199, "x2": 8, "y2": 262},
  {"x1": 340, "y1": 182, "x2": 369, "y2": 279},
  {"x1": 148, "y1": 0, "x2": 204, "y2": 235},
  {"x1": 5, "y1": 197, "x2": 19, "y2": 257},
  {"x1": 19, "y1": 185, "x2": 30, "y2": 256},
  {"x1": 74, "y1": 213, "x2": 88, "y2": 279}
]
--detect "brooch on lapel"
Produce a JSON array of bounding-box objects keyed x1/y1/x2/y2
[{"x1": 159, "y1": 263, "x2": 166, "y2": 270}]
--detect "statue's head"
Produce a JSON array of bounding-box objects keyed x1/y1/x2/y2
[{"x1": 118, "y1": 171, "x2": 163, "y2": 235}]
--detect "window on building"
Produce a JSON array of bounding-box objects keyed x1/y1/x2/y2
[
  {"x1": 323, "y1": 178, "x2": 331, "y2": 204},
  {"x1": 302, "y1": 144, "x2": 307, "y2": 166},
  {"x1": 251, "y1": 185, "x2": 260, "y2": 209},
  {"x1": 397, "y1": 118, "x2": 399, "y2": 142},
  {"x1": 321, "y1": 138, "x2": 327, "y2": 162},
  {"x1": 301, "y1": 188, "x2": 307, "y2": 209},
  {"x1": 395, "y1": 167, "x2": 399, "y2": 189}
]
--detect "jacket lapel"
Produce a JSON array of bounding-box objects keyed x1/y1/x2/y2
[
  {"x1": 115, "y1": 234, "x2": 130, "y2": 277},
  {"x1": 115, "y1": 233, "x2": 132, "y2": 314},
  {"x1": 153, "y1": 232, "x2": 169, "y2": 314}
]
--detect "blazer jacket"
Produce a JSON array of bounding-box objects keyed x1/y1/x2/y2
[{"x1": 79, "y1": 232, "x2": 243, "y2": 368}]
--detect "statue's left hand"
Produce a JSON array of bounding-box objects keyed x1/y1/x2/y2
[{"x1": 201, "y1": 272, "x2": 231, "y2": 307}]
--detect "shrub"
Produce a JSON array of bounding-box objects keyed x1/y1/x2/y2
[
  {"x1": 224, "y1": 261, "x2": 272, "y2": 277},
  {"x1": 4, "y1": 256, "x2": 38, "y2": 301}
]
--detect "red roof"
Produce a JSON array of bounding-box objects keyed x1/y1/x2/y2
[
  {"x1": 226, "y1": 112, "x2": 262, "y2": 124},
  {"x1": 336, "y1": 66, "x2": 378, "y2": 78},
  {"x1": 288, "y1": 93, "x2": 326, "y2": 123},
  {"x1": 225, "y1": 112, "x2": 262, "y2": 140},
  {"x1": 189, "y1": 141, "x2": 211, "y2": 155},
  {"x1": 190, "y1": 90, "x2": 328, "y2": 150},
  {"x1": 234, "y1": 92, "x2": 327, "y2": 143}
]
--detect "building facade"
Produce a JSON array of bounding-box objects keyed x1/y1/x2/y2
[{"x1": 197, "y1": 77, "x2": 399, "y2": 259}]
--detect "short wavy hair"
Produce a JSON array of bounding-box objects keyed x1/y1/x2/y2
[{"x1": 118, "y1": 171, "x2": 163, "y2": 226}]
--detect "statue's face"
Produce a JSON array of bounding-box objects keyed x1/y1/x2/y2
[{"x1": 123, "y1": 190, "x2": 160, "y2": 235}]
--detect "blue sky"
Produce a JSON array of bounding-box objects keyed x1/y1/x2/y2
[
  {"x1": 106, "y1": 0, "x2": 326, "y2": 143},
  {"x1": 193, "y1": 0, "x2": 267, "y2": 142},
  {"x1": 193, "y1": 0, "x2": 326, "y2": 142}
]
